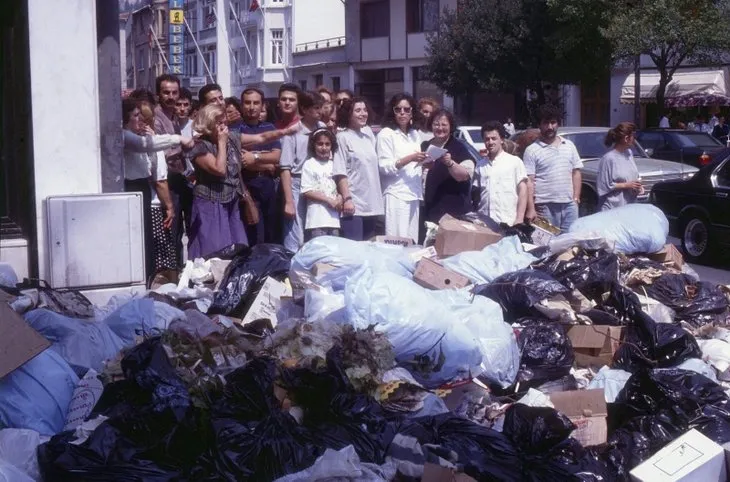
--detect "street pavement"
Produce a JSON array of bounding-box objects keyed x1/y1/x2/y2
[{"x1": 667, "y1": 237, "x2": 730, "y2": 285}]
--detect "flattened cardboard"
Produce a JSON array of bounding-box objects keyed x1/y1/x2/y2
[
  {"x1": 631, "y1": 429, "x2": 726, "y2": 482},
  {"x1": 422, "y1": 463, "x2": 478, "y2": 482},
  {"x1": 0, "y1": 302, "x2": 51, "y2": 378},
  {"x1": 240, "y1": 277, "x2": 292, "y2": 327},
  {"x1": 648, "y1": 243, "x2": 684, "y2": 269},
  {"x1": 434, "y1": 214, "x2": 503, "y2": 257},
  {"x1": 413, "y1": 258, "x2": 470, "y2": 291},
  {"x1": 550, "y1": 389, "x2": 608, "y2": 446},
  {"x1": 567, "y1": 325, "x2": 624, "y2": 368},
  {"x1": 371, "y1": 235, "x2": 414, "y2": 247}
]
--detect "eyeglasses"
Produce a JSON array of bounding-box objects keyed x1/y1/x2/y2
[{"x1": 393, "y1": 106, "x2": 412, "y2": 114}]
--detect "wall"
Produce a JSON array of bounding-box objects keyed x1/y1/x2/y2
[
  {"x1": 562, "y1": 85, "x2": 581, "y2": 126},
  {"x1": 293, "y1": 0, "x2": 344, "y2": 45},
  {"x1": 27, "y1": 0, "x2": 103, "y2": 281},
  {"x1": 610, "y1": 69, "x2": 634, "y2": 127}
]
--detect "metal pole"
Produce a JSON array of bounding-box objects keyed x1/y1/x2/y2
[
  {"x1": 150, "y1": 24, "x2": 171, "y2": 70},
  {"x1": 183, "y1": 15, "x2": 214, "y2": 83},
  {"x1": 634, "y1": 54, "x2": 641, "y2": 126}
]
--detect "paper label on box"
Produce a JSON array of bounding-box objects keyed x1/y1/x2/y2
[
  {"x1": 531, "y1": 226, "x2": 554, "y2": 247},
  {"x1": 653, "y1": 442, "x2": 704, "y2": 475},
  {"x1": 408, "y1": 246, "x2": 438, "y2": 263},
  {"x1": 240, "y1": 277, "x2": 292, "y2": 327}
]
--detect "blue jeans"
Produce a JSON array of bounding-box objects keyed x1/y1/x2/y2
[
  {"x1": 340, "y1": 215, "x2": 381, "y2": 241},
  {"x1": 244, "y1": 175, "x2": 277, "y2": 246},
  {"x1": 537, "y1": 201, "x2": 578, "y2": 232}
]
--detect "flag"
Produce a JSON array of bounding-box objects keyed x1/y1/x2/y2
[{"x1": 250, "y1": 0, "x2": 260, "y2": 12}]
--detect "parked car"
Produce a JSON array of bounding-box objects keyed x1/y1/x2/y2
[
  {"x1": 454, "y1": 126, "x2": 485, "y2": 152},
  {"x1": 637, "y1": 128, "x2": 724, "y2": 167},
  {"x1": 511, "y1": 127, "x2": 699, "y2": 216},
  {"x1": 650, "y1": 147, "x2": 730, "y2": 262}
]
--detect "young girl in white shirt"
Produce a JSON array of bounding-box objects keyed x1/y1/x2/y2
[{"x1": 301, "y1": 129, "x2": 343, "y2": 241}]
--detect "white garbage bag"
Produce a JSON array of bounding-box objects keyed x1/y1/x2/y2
[
  {"x1": 567, "y1": 204, "x2": 668, "y2": 254},
  {"x1": 697, "y1": 340, "x2": 730, "y2": 381},
  {"x1": 0, "y1": 428, "x2": 47, "y2": 481},
  {"x1": 587, "y1": 366, "x2": 632, "y2": 403},
  {"x1": 442, "y1": 236, "x2": 536, "y2": 285},
  {"x1": 345, "y1": 264, "x2": 519, "y2": 388}
]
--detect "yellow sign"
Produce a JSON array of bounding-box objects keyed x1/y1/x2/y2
[{"x1": 169, "y1": 9, "x2": 184, "y2": 25}]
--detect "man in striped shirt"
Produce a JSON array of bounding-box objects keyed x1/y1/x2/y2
[{"x1": 523, "y1": 104, "x2": 582, "y2": 232}]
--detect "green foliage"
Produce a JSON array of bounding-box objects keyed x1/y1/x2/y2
[{"x1": 425, "y1": 0, "x2": 612, "y2": 97}]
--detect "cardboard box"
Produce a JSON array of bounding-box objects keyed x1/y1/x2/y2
[
  {"x1": 240, "y1": 277, "x2": 292, "y2": 327},
  {"x1": 649, "y1": 243, "x2": 684, "y2": 270},
  {"x1": 0, "y1": 302, "x2": 51, "y2": 378},
  {"x1": 413, "y1": 258, "x2": 470, "y2": 291},
  {"x1": 434, "y1": 215, "x2": 503, "y2": 257},
  {"x1": 531, "y1": 218, "x2": 561, "y2": 247},
  {"x1": 371, "y1": 235, "x2": 414, "y2": 247},
  {"x1": 567, "y1": 325, "x2": 624, "y2": 368},
  {"x1": 630, "y1": 429, "x2": 726, "y2": 482},
  {"x1": 422, "y1": 463, "x2": 477, "y2": 482},
  {"x1": 312, "y1": 262, "x2": 337, "y2": 277},
  {"x1": 550, "y1": 389, "x2": 608, "y2": 446},
  {"x1": 408, "y1": 246, "x2": 438, "y2": 264}
]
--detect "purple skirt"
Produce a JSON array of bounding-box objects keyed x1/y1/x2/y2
[{"x1": 187, "y1": 197, "x2": 248, "y2": 260}]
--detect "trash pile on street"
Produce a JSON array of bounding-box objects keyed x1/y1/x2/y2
[{"x1": 2, "y1": 203, "x2": 730, "y2": 481}]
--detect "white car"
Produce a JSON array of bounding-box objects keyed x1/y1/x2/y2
[{"x1": 454, "y1": 126, "x2": 485, "y2": 152}]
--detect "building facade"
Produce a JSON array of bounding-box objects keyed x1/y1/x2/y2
[{"x1": 124, "y1": 0, "x2": 169, "y2": 92}]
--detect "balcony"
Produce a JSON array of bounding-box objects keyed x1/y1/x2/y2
[{"x1": 294, "y1": 36, "x2": 346, "y2": 54}]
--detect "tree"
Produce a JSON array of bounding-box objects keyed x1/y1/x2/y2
[
  {"x1": 425, "y1": 0, "x2": 612, "y2": 120},
  {"x1": 600, "y1": 0, "x2": 730, "y2": 108}
]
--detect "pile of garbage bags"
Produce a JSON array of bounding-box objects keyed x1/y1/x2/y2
[{"x1": 2, "y1": 206, "x2": 730, "y2": 481}]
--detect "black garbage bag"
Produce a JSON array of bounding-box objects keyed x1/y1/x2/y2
[
  {"x1": 474, "y1": 269, "x2": 569, "y2": 321},
  {"x1": 204, "y1": 243, "x2": 250, "y2": 260},
  {"x1": 500, "y1": 222, "x2": 535, "y2": 244},
  {"x1": 645, "y1": 273, "x2": 729, "y2": 327},
  {"x1": 517, "y1": 324, "x2": 575, "y2": 383},
  {"x1": 209, "y1": 244, "x2": 293, "y2": 317},
  {"x1": 39, "y1": 337, "x2": 205, "y2": 481},
  {"x1": 537, "y1": 250, "x2": 620, "y2": 303},
  {"x1": 200, "y1": 357, "x2": 322, "y2": 481},
  {"x1": 607, "y1": 284, "x2": 700, "y2": 372},
  {"x1": 501, "y1": 404, "x2": 613, "y2": 481},
  {"x1": 397, "y1": 413, "x2": 523, "y2": 481},
  {"x1": 278, "y1": 347, "x2": 390, "y2": 463}
]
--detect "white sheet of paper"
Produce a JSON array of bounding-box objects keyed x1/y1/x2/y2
[{"x1": 425, "y1": 144, "x2": 448, "y2": 162}]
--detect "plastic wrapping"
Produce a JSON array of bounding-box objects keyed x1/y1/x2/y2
[
  {"x1": 209, "y1": 244, "x2": 293, "y2": 317},
  {"x1": 538, "y1": 250, "x2": 620, "y2": 303},
  {"x1": 568, "y1": 204, "x2": 669, "y2": 254},
  {"x1": 517, "y1": 324, "x2": 575, "y2": 383},
  {"x1": 442, "y1": 236, "x2": 536, "y2": 285},
  {"x1": 0, "y1": 429, "x2": 46, "y2": 481},
  {"x1": 473, "y1": 269, "x2": 569, "y2": 321},
  {"x1": 645, "y1": 273, "x2": 729, "y2": 327},
  {"x1": 345, "y1": 264, "x2": 519, "y2": 388}
]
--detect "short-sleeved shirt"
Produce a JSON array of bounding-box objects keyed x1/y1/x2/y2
[
  {"x1": 596, "y1": 148, "x2": 640, "y2": 211},
  {"x1": 301, "y1": 157, "x2": 340, "y2": 230},
  {"x1": 473, "y1": 151, "x2": 528, "y2": 225},
  {"x1": 377, "y1": 127, "x2": 423, "y2": 201},
  {"x1": 189, "y1": 137, "x2": 242, "y2": 203},
  {"x1": 333, "y1": 126, "x2": 385, "y2": 216},
  {"x1": 523, "y1": 137, "x2": 583, "y2": 204},
  {"x1": 279, "y1": 121, "x2": 326, "y2": 175},
  {"x1": 239, "y1": 121, "x2": 281, "y2": 152}
]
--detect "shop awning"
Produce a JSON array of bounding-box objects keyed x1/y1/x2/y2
[{"x1": 620, "y1": 67, "x2": 730, "y2": 106}]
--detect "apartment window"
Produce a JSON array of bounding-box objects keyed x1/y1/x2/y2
[
  {"x1": 203, "y1": 4, "x2": 215, "y2": 29},
  {"x1": 242, "y1": 31, "x2": 253, "y2": 66},
  {"x1": 361, "y1": 0, "x2": 389, "y2": 38},
  {"x1": 314, "y1": 74, "x2": 323, "y2": 87},
  {"x1": 270, "y1": 28, "x2": 284, "y2": 65},
  {"x1": 331, "y1": 76, "x2": 341, "y2": 92},
  {"x1": 186, "y1": 2, "x2": 198, "y2": 32},
  {"x1": 300, "y1": 80, "x2": 307, "y2": 90},
  {"x1": 203, "y1": 50, "x2": 217, "y2": 74},
  {"x1": 407, "y1": 0, "x2": 439, "y2": 33}
]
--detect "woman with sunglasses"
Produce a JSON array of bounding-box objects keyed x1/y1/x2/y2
[{"x1": 377, "y1": 93, "x2": 427, "y2": 242}]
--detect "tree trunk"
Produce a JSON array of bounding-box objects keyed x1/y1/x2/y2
[
  {"x1": 464, "y1": 90, "x2": 474, "y2": 124},
  {"x1": 656, "y1": 74, "x2": 670, "y2": 116}
]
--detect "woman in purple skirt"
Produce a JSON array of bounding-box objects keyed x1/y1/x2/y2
[{"x1": 187, "y1": 104, "x2": 249, "y2": 259}]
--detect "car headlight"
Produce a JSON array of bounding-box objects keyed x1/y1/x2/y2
[{"x1": 682, "y1": 172, "x2": 695, "y2": 180}]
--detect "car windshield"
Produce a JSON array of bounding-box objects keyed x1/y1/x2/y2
[
  {"x1": 561, "y1": 131, "x2": 650, "y2": 159},
  {"x1": 672, "y1": 131, "x2": 723, "y2": 148},
  {"x1": 468, "y1": 129, "x2": 482, "y2": 142}
]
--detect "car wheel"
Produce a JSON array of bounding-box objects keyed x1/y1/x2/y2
[
  {"x1": 579, "y1": 191, "x2": 598, "y2": 217},
  {"x1": 681, "y1": 214, "x2": 713, "y2": 263}
]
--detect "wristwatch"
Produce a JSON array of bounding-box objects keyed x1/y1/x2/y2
[{"x1": 253, "y1": 152, "x2": 260, "y2": 162}]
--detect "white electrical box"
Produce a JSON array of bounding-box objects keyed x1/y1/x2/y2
[{"x1": 46, "y1": 193, "x2": 145, "y2": 288}]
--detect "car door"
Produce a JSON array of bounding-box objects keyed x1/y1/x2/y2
[
  {"x1": 639, "y1": 132, "x2": 673, "y2": 161},
  {"x1": 710, "y1": 160, "x2": 730, "y2": 229},
  {"x1": 654, "y1": 133, "x2": 678, "y2": 162}
]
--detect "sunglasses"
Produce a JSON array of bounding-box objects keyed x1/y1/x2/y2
[{"x1": 393, "y1": 106, "x2": 412, "y2": 114}]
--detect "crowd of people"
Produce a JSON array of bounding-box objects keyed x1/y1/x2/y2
[
  {"x1": 122, "y1": 74, "x2": 645, "y2": 285},
  {"x1": 659, "y1": 109, "x2": 730, "y2": 143}
]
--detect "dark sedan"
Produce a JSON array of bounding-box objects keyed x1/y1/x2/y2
[
  {"x1": 637, "y1": 128, "x2": 724, "y2": 167},
  {"x1": 650, "y1": 148, "x2": 730, "y2": 262}
]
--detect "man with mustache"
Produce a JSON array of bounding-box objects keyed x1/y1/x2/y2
[
  {"x1": 153, "y1": 74, "x2": 190, "y2": 268},
  {"x1": 523, "y1": 104, "x2": 582, "y2": 232}
]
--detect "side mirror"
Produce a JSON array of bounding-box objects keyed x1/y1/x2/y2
[{"x1": 645, "y1": 148, "x2": 654, "y2": 157}]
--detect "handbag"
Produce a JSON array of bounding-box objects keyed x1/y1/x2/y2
[{"x1": 238, "y1": 170, "x2": 260, "y2": 226}]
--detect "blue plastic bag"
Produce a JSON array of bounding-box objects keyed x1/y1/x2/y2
[
  {"x1": 442, "y1": 236, "x2": 536, "y2": 285},
  {"x1": 567, "y1": 204, "x2": 668, "y2": 254},
  {"x1": 0, "y1": 350, "x2": 79, "y2": 436},
  {"x1": 345, "y1": 264, "x2": 519, "y2": 388}
]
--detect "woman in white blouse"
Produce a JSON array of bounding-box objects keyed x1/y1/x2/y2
[{"x1": 377, "y1": 93, "x2": 427, "y2": 242}]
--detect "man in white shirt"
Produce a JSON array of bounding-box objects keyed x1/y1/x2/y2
[
  {"x1": 176, "y1": 88, "x2": 193, "y2": 138},
  {"x1": 659, "y1": 111, "x2": 671, "y2": 128},
  {"x1": 473, "y1": 120, "x2": 528, "y2": 225},
  {"x1": 503, "y1": 117, "x2": 516, "y2": 137}
]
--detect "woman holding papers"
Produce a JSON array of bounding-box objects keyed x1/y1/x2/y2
[
  {"x1": 377, "y1": 93, "x2": 426, "y2": 242},
  {"x1": 421, "y1": 109, "x2": 474, "y2": 223}
]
